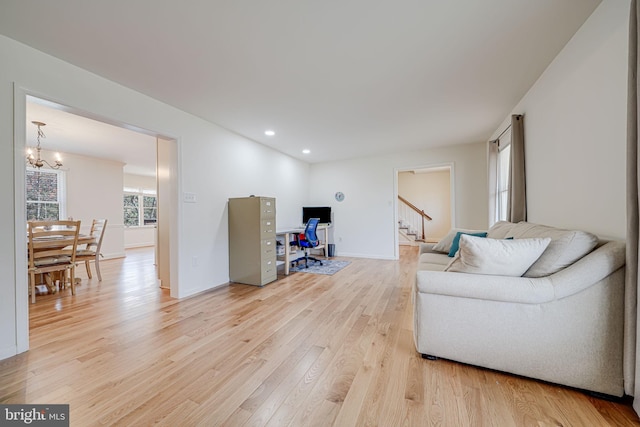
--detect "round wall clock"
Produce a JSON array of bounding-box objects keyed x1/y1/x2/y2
[{"x1": 335, "y1": 191, "x2": 345, "y2": 202}]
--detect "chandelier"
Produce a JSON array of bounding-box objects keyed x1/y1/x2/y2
[{"x1": 27, "y1": 121, "x2": 62, "y2": 169}]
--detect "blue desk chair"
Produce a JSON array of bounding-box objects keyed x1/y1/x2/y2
[{"x1": 293, "y1": 217, "x2": 324, "y2": 268}]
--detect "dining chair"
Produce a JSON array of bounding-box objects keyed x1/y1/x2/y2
[
  {"x1": 27, "y1": 220, "x2": 81, "y2": 303},
  {"x1": 75, "y1": 219, "x2": 107, "y2": 281}
]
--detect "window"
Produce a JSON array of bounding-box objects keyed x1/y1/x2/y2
[
  {"x1": 26, "y1": 168, "x2": 66, "y2": 221},
  {"x1": 123, "y1": 188, "x2": 157, "y2": 227},
  {"x1": 143, "y1": 195, "x2": 157, "y2": 225},
  {"x1": 123, "y1": 194, "x2": 139, "y2": 226},
  {"x1": 489, "y1": 127, "x2": 513, "y2": 226},
  {"x1": 496, "y1": 143, "x2": 511, "y2": 222}
]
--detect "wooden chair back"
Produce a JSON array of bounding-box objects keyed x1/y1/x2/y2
[
  {"x1": 76, "y1": 219, "x2": 108, "y2": 281},
  {"x1": 27, "y1": 220, "x2": 81, "y2": 302},
  {"x1": 89, "y1": 218, "x2": 108, "y2": 252}
]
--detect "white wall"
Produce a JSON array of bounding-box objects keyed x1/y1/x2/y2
[
  {"x1": 398, "y1": 170, "x2": 451, "y2": 240},
  {"x1": 0, "y1": 34, "x2": 309, "y2": 359},
  {"x1": 490, "y1": 0, "x2": 628, "y2": 240},
  {"x1": 309, "y1": 142, "x2": 487, "y2": 259},
  {"x1": 52, "y1": 150, "x2": 126, "y2": 258},
  {"x1": 124, "y1": 227, "x2": 155, "y2": 249},
  {"x1": 124, "y1": 173, "x2": 155, "y2": 190}
]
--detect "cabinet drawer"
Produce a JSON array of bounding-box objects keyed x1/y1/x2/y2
[
  {"x1": 262, "y1": 257, "x2": 276, "y2": 274},
  {"x1": 261, "y1": 272, "x2": 277, "y2": 285},
  {"x1": 261, "y1": 219, "x2": 275, "y2": 237},
  {"x1": 262, "y1": 267, "x2": 276, "y2": 284},
  {"x1": 262, "y1": 238, "x2": 276, "y2": 256},
  {"x1": 260, "y1": 198, "x2": 276, "y2": 218},
  {"x1": 262, "y1": 251, "x2": 277, "y2": 282}
]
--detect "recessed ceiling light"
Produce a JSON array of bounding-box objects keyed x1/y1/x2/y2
[
  {"x1": 302, "y1": 149, "x2": 311, "y2": 154},
  {"x1": 264, "y1": 130, "x2": 275, "y2": 136}
]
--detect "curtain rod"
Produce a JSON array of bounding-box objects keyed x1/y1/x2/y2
[
  {"x1": 490, "y1": 124, "x2": 512, "y2": 144},
  {"x1": 496, "y1": 123, "x2": 512, "y2": 140}
]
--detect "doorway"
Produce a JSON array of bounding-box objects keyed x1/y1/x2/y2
[
  {"x1": 14, "y1": 88, "x2": 179, "y2": 352},
  {"x1": 395, "y1": 164, "x2": 454, "y2": 256}
]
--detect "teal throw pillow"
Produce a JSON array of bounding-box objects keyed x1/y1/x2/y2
[{"x1": 448, "y1": 231, "x2": 488, "y2": 257}]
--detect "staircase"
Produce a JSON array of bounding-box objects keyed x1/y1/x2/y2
[
  {"x1": 398, "y1": 220, "x2": 424, "y2": 245},
  {"x1": 398, "y1": 195, "x2": 432, "y2": 246}
]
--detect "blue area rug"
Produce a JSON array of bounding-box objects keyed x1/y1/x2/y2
[{"x1": 290, "y1": 259, "x2": 351, "y2": 275}]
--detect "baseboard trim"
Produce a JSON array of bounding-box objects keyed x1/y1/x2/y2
[
  {"x1": 102, "y1": 251, "x2": 126, "y2": 260},
  {"x1": 178, "y1": 281, "x2": 228, "y2": 299},
  {"x1": 0, "y1": 345, "x2": 18, "y2": 360},
  {"x1": 124, "y1": 243, "x2": 155, "y2": 249}
]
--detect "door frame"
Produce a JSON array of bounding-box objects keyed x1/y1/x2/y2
[
  {"x1": 13, "y1": 84, "x2": 180, "y2": 352},
  {"x1": 393, "y1": 162, "x2": 455, "y2": 259}
]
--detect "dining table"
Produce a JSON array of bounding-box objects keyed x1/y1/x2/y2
[
  {"x1": 28, "y1": 230, "x2": 97, "y2": 295},
  {"x1": 30, "y1": 233, "x2": 96, "y2": 249}
]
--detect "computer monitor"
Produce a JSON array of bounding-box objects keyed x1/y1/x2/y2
[{"x1": 302, "y1": 206, "x2": 331, "y2": 225}]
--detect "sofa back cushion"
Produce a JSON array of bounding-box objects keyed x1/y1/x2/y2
[
  {"x1": 487, "y1": 221, "x2": 599, "y2": 277},
  {"x1": 445, "y1": 234, "x2": 551, "y2": 276},
  {"x1": 432, "y1": 228, "x2": 486, "y2": 254},
  {"x1": 447, "y1": 231, "x2": 488, "y2": 257}
]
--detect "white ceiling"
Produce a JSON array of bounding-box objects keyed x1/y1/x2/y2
[
  {"x1": 3, "y1": 0, "x2": 602, "y2": 167},
  {"x1": 26, "y1": 97, "x2": 157, "y2": 176}
]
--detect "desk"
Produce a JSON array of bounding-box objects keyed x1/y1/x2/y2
[{"x1": 276, "y1": 225, "x2": 330, "y2": 275}]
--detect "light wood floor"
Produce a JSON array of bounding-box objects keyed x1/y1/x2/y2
[{"x1": 2, "y1": 246, "x2": 640, "y2": 426}]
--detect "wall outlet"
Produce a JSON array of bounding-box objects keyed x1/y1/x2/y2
[
  {"x1": 192, "y1": 256, "x2": 198, "y2": 267},
  {"x1": 183, "y1": 192, "x2": 197, "y2": 203}
]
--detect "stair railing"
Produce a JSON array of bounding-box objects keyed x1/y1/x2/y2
[{"x1": 398, "y1": 195, "x2": 432, "y2": 241}]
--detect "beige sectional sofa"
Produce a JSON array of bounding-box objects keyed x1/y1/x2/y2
[{"x1": 413, "y1": 221, "x2": 627, "y2": 397}]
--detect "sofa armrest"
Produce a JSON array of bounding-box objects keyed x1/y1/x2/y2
[
  {"x1": 550, "y1": 240, "x2": 625, "y2": 299},
  {"x1": 419, "y1": 243, "x2": 437, "y2": 255},
  {"x1": 416, "y1": 270, "x2": 554, "y2": 304}
]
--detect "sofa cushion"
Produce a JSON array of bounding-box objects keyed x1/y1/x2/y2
[
  {"x1": 417, "y1": 251, "x2": 451, "y2": 272},
  {"x1": 417, "y1": 262, "x2": 448, "y2": 272},
  {"x1": 432, "y1": 228, "x2": 486, "y2": 253},
  {"x1": 419, "y1": 252, "x2": 450, "y2": 265},
  {"x1": 448, "y1": 231, "x2": 488, "y2": 256},
  {"x1": 486, "y1": 221, "x2": 518, "y2": 239},
  {"x1": 445, "y1": 234, "x2": 551, "y2": 277},
  {"x1": 487, "y1": 221, "x2": 599, "y2": 277},
  {"x1": 418, "y1": 251, "x2": 451, "y2": 270}
]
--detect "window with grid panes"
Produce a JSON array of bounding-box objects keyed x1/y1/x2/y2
[
  {"x1": 26, "y1": 168, "x2": 65, "y2": 221},
  {"x1": 123, "y1": 189, "x2": 157, "y2": 227}
]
